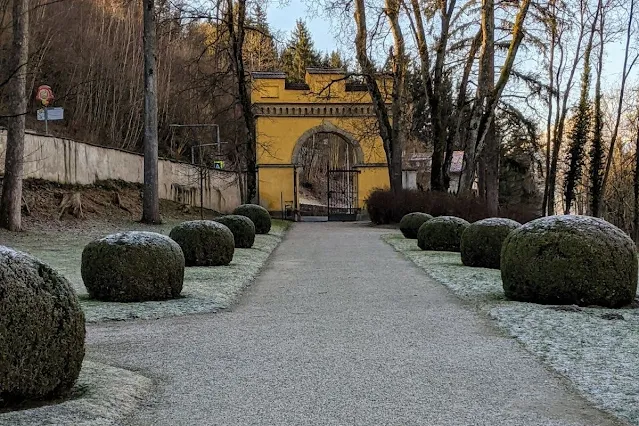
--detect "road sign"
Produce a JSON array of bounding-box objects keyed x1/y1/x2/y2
[
  {"x1": 36, "y1": 85, "x2": 54, "y2": 106},
  {"x1": 213, "y1": 160, "x2": 225, "y2": 169},
  {"x1": 37, "y1": 107, "x2": 63, "y2": 121}
]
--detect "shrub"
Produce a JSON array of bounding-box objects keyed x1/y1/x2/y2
[
  {"x1": 214, "y1": 215, "x2": 256, "y2": 248},
  {"x1": 82, "y1": 231, "x2": 185, "y2": 301},
  {"x1": 365, "y1": 188, "x2": 539, "y2": 225},
  {"x1": 460, "y1": 218, "x2": 521, "y2": 269},
  {"x1": 233, "y1": 204, "x2": 272, "y2": 234},
  {"x1": 501, "y1": 215, "x2": 638, "y2": 308},
  {"x1": 417, "y1": 216, "x2": 470, "y2": 252},
  {"x1": 0, "y1": 247, "x2": 85, "y2": 404},
  {"x1": 169, "y1": 220, "x2": 235, "y2": 266},
  {"x1": 399, "y1": 212, "x2": 433, "y2": 239}
]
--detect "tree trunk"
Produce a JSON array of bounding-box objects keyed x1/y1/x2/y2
[
  {"x1": 484, "y1": 122, "x2": 499, "y2": 215},
  {"x1": 589, "y1": 4, "x2": 604, "y2": 217},
  {"x1": 386, "y1": 0, "x2": 406, "y2": 193},
  {"x1": 481, "y1": 0, "x2": 498, "y2": 215},
  {"x1": 141, "y1": 0, "x2": 161, "y2": 224},
  {"x1": 542, "y1": 0, "x2": 556, "y2": 216},
  {"x1": 0, "y1": 0, "x2": 29, "y2": 231},
  {"x1": 226, "y1": 0, "x2": 257, "y2": 203}
]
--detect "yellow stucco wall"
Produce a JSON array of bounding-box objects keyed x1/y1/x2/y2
[
  {"x1": 357, "y1": 167, "x2": 390, "y2": 208},
  {"x1": 252, "y1": 71, "x2": 392, "y2": 105},
  {"x1": 256, "y1": 116, "x2": 386, "y2": 165},
  {"x1": 258, "y1": 167, "x2": 296, "y2": 212},
  {"x1": 252, "y1": 69, "x2": 391, "y2": 216}
]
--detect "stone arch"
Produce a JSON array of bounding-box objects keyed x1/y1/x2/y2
[{"x1": 291, "y1": 122, "x2": 365, "y2": 166}]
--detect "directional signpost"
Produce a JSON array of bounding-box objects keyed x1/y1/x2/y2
[{"x1": 35, "y1": 85, "x2": 63, "y2": 134}]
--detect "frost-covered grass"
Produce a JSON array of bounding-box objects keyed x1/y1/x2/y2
[
  {"x1": 0, "y1": 220, "x2": 290, "y2": 322},
  {"x1": 0, "y1": 360, "x2": 152, "y2": 425},
  {"x1": 384, "y1": 233, "x2": 639, "y2": 425}
]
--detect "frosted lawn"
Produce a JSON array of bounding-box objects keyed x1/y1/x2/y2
[
  {"x1": 384, "y1": 233, "x2": 639, "y2": 425},
  {"x1": 0, "y1": 220, "x2": 289, "y2": 322}
]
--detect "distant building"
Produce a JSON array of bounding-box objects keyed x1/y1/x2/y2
[{"x1": 405, "y1": 151, "x2": 465, "y2": 193}]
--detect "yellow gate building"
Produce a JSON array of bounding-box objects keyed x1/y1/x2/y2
[{"x1": 252, "y1": 68, "x2": 391, "y2": 220}]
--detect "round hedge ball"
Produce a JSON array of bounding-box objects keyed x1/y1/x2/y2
[
  {"x1": 82, "y1": 231, "x2": 185, "y2": 302},
  {"x1": 232, "y1": 204, "x2": 271, "y2": 234},
  {"x1": 399, "y1": 212, "x2": 433, "y2": 239},
  {"x1": 214, "y1": 215, "x2": 256, "y2": 248},
  {"x1": 0, "y1": 246, "x2": 85, "y2": 404},
  {"x1": 169, "y1": 220, "x2": 235, "y2": 266},
  {"x1": 417, "y1": 216, "x2": 470, "y2": 252},
  {"x1": 501, "y1": 215, "x2": 638, "y2": 308},
  {"x1": 460, "y1": 218, "x2": 521, "y2": 269}
]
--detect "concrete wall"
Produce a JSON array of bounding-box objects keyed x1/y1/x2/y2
[{"x1": 0, "y1": 129, "x2": 242, "y2": 213}]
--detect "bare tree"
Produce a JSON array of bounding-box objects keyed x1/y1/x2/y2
[
  {"x1": 404, "y1": 0, "x2": 458, "y2": 192},
  {"x1": 600, "y1": 0, "x2": 638, "y2": 212},
  {"x1": 0, "y1": 0, "x2": 29, "y2": 231},
  {"x1": 353, "y1": 0, "x2": 405, "y2": 192},
  {"x1": 458, "y1": 0, "x2": 533, "y2": 195},
  {"x1": 142, "y1": 0, "x2": 161, "y2": 224}
]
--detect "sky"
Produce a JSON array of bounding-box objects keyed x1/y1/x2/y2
[{"x1": 266, "y1": 0, "x2": 340, "y2": 53}]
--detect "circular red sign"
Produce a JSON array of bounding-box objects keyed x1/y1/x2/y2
[{"x1": 36, "y1": 85, "x2": 54, "y2": 106}]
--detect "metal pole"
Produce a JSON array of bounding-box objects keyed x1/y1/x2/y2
[
  {"x1": 44, "y1": 106, "x2": 48, "y2": 135},
  {"x1": 200, "y1": 168, "x2": 204, "y2": 220},
  {"x1": 216, "y1": 126, "x2": 221, "y2": 155}
]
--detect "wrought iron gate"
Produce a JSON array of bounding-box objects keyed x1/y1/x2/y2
[{"x1": 327, "y1": 168, "x2": 360, "y2": 221}]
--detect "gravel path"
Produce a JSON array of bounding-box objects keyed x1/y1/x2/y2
[{"x1": 86, "y1": 223, "x2": 627, "y2": 426}]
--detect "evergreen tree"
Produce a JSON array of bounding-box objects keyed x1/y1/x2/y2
[
  {"x1": 564, "y1": 46, "x2": 593, "y2": 214},
  {"x1": 281, "y1": 20, "x2": 321, "y2": 82}
]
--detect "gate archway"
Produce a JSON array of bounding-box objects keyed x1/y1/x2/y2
[{"x1": 252, "y1": 68, "x2": 392, "y2": 220}]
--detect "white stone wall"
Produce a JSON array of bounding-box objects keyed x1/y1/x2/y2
[{"x1": 0, "y1": 129, "x2": 242, "y2": 213}]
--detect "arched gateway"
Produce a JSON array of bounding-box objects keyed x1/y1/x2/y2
[{"x1": 252, "y1": 68, "x2": 391, "y2": 221}]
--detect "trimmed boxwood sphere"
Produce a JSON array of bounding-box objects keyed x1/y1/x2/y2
[
  {"x1": 214, "y1": 215, "x2": 256, "y2": 248},
  {"x1": 501, "y1": 215, "x2": 638, "y2": 308},
  {"x1": 233, "y1": 204, "x2": 271, "y2": 234},
  {"x1": 169, "y1": 220, "x2": 235, "y2": 266},
  {"x1": 417, "y1": 216, "x2": 470, "y2": 252},
  {"x1": 399, "y1": 212, "x2": 433, "y2": 239},
  {"x1": 0, "y1": 246, "x2": 85, "y2": 404},
  {"x1": 461, "y1": 218, "x2": 521, "y2": 269},
  {"x1": 82, "y1": 231, "x2": 185, "y2": 302}
]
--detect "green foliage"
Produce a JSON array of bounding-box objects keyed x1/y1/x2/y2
[
  {"x1": 399, "y1": 212, "x2": 433, "y2": 239},
  {"x1": 169, "y1": 221, "x2": 235, "y2": 266},
  {"x1": 501, "y1": 215, "x2": 638, "y2": 308},
  {"x1": 214, "y1": 215, "x2": 256, "y2": 248},
  {"x1": 82, "y1": 232, "x2": 185, "y2": 301},
  {"x1": 319, "y1": 50, "x2": 348, "y2": 70},
  {"x1": 280, "y1": 20, "x2": 321, "y2": 82},
  {"x1": 417, "y1": 216, "x2": 470, "y2": 252},
  {"x1": 233, "y1": 204, "x2": 272, "y2": 234},
  {"x1": 0, "y1": 247, "x2": 85, "y2": 405},
  {"x1": 460, "y1": 218, "x2": 520, "y2": 269}
]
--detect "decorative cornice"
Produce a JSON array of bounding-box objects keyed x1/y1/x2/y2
[{"x1": 254, "y1": 103, "x2": 376, "y2": 118}]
